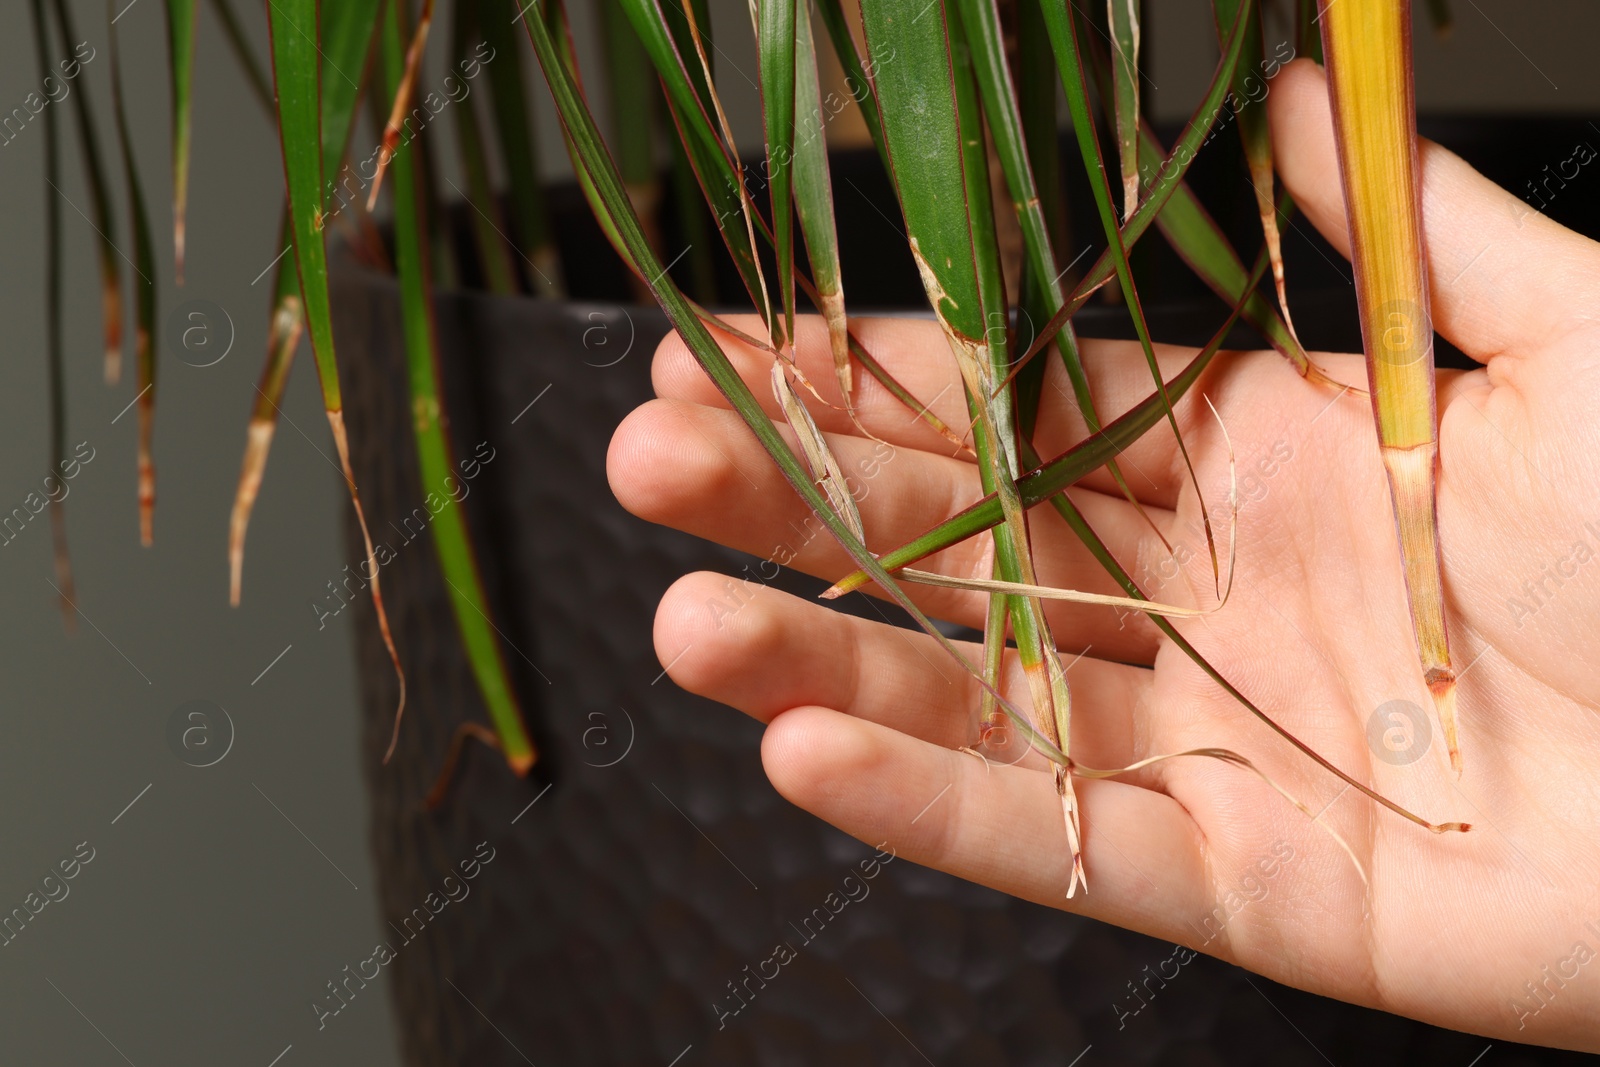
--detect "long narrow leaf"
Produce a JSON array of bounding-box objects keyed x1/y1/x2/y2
[
  {"x1": 230, "y1": 0, "x2": 381, "y2": 604},
  {"x1": 851, "y1": 251, "x2": 1470, "y2": 836},
  {"x1": 863, "y1": 0, "x2": 1085, "y2": 887},
  {"x1": 599, "y1": 0, "x2": 666, "y2": 298},
  {"x1": 1106, "y1": 0, "x2": 1141, "y2": 221},
  {"x1": 826, "y1": 318, "x2": 1232, "y2": 597},
  {"x1": 756, "y1": 0, "x2": 798, "y2": 344},
  {"x1": 1139, "y1": 124, "x2": 1311, "y2": 373},
  {"x1": 791, "y1": 0, "x2": 850, "y2": 398},
  {"x1": 616, "y1": 0, "x2": 772, "y2": 319},
  {"x1": 1045, "y1": 0, "x2": 1222, "y2": 589},
  {"x1": 380, "y1": 0, "x2": 536, "y2": 773},
  {"x1": 267, "y1": 0, "x2": 406, "y2": 736},
  {"x1": 1014, "y1": 0, "x2": 1066, "y2": 443},
  {"x1": 1001, "y1": 1, "x2": 1261, "y2": 387},
  {"x1": 1319, "y1": 0, "x2": 1457, "y2": 769},
  {"x1": 952, "y1": 0, "x2": 1159, "y2": 554},
  {"x1": 517, "y1": 0, "x2": 1072, "y2": 775}
]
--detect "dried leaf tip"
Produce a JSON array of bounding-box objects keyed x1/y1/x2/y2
[
  {"x1": 1429, "y1": 668, "x2": 1461, "y2": 775},
  {"x1": 229, "y1": 419, "x2": 276, "y2": 606},
  {"x1": 327, "y1": 410, "x2": 407, "y2": 761}
]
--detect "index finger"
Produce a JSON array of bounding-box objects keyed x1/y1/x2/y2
[{"x1": 652, "y1": 311, "x2": 1228, "y2": 506}]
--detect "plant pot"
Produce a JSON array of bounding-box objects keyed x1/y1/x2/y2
[{"x1": 328, "y1": 120, "x2": 1597, "y2": 1065}]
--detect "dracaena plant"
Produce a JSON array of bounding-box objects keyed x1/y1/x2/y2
[{"x1": 29, "y1": 0, "x2": 1471, "y2": 866}]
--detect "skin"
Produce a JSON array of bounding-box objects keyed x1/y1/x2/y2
[{"x1": 606, "y1": 60, "x2": 1600, "y2": 1050}]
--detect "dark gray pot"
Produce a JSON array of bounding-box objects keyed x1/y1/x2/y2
[{"x1": 327, "y1": 249, "x2": 1563, "y2": 1067}]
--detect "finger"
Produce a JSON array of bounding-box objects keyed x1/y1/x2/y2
[
  {"x1": 1269, "y1": 58, "x2": 1600, "y2": 363},
  {"x1": 654, "y1": 312, "x2": 1265, "y2": 509},
  {"x1": 608, "y1": 397, "x2": 1173, "y2": 663},
  {"x1": 655, "y1": 571, "x2": 1154, "y2": 768},
  {"x1": 655, "y1": 314, "x2": 977, "y2": 457},
  {"x1": 760, "y1": 706, "x2": 1217, "y2": 945}
]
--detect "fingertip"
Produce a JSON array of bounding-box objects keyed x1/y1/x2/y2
[
  {"x1": 651, "y1": 572, "x2": 717, "y2": 687},
  {"x1": 650, "y1": 329, "x2": 702, "y2": 403},
  {"x1": 605, "y1": 401, "x2": 662, "y2": 520},
  {"x1": 652, "y1": 313, "x2": 775, "y2": 406},
  {"x1": 605, "y1": 400, "x2": 724, "y2": 526},
  {"x1": 653, "y1": 571, "x2": 789, "y2": 707},
  {"x1": 761, "y1": 705, "x2": 878, "y2": 809},
  {"x1": 1266, "y1": 58, "x2": 1327, "y2": 136}
]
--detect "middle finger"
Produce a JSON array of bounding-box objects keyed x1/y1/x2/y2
[{"x1": 609, "y1": 396, "x2": 1175, "y2": 664}]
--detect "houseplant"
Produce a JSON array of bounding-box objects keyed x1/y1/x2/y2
[{"x1": 23, "y1": 0, "x2": 1600, "y2": 1061}]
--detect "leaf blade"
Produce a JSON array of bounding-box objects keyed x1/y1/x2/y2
[
  {"x1": 380, "y1": 0, "x2": 536, "y2": 772},
  {"x1": 791, "y1": 0, "x2": 850, "y2": 395},
  {"x1": 1319, "y1": 0, "x2": 1456, "y2": 766}
]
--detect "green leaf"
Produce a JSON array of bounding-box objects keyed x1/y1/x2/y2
[
  {"x1": 857, "y1": 0, "x2": 984, "y2": 342},
  {"x1": 615, "y1": 0, "x2": 773, "y2": 321},
  {"x1": 952, "y1": 0, "x2": 1143, "y2": 529},
  {"x1": 1013, "y1": 0, "x2": 1066, "y2": 438},
  {"x1": 165, "y1": 0, "x2": 196, "y2": 281},
  {"x1": 852, "y1": 4, "x2": 1092, "y2": 876},
  {"x1": 320, "y1": 0, "x2": 382, "y2": 183},
  {"x1": 661, "y1": 0, "x2": 716, "y2": 107},
  {"x1": 231, "y1": 0, "x2": 381, "y2": 604},
  {"x1": 790, "y1": 0, "x2": 850, "y2": 393},
  {"x1": 666, "y1": 133, "x2": 719, "y2": 302},
  {"x1": 756, "y1": 0, "x2": 798, "y2": 341},
  {"x1": 1004, "y1": 0, "x2": 1256, "y2": 384},
  {"x1": 600, "y1": 0, "x2": 658, "y2": 189},
  {"x1": 268, "y1": 0, "x2": 344, "y2": 409},
  {"x1": 1045, "y1": 0, "x2": 1221, "y2": 584},
  {"x1": 267, "y1": 0, "x2": 406, "y2": 726},
  {"x1": 828, "y1": 319, "x2": 1229, "y2": 596},
  {"x1": 1106, "y1": 0, "x2": 1141, "y2": 221},
  {"x1": 516, "y1": 0, "x2": 1069, "y2": 769},
  {"x1": 599, "y1": 0, "x2": 670, "y2": 290},
  {"x1": 381, "y1": 0, "x2": 536, "y2": 774}
]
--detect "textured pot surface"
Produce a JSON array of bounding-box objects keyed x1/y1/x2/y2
[{"x1": 329, "y1": 243, "x2": 1583, "y2": 1065}]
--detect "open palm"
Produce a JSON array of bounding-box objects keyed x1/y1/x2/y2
[{"x1": 607, "y1": 60, "x2": 1600, "y2": 1050}]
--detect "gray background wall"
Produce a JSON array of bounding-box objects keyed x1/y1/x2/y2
[{"x1": 0, "y1": 2, "x2": 1590, "y2": 1065}]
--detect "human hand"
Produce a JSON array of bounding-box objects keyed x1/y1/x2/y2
[{"x1": 606, "y1": 59, "x2": 1600, "y2": 1049}]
